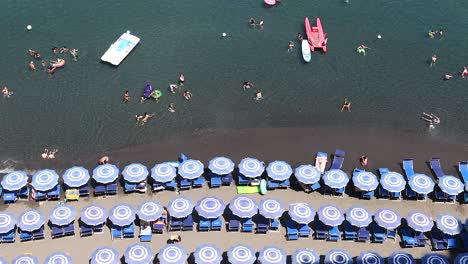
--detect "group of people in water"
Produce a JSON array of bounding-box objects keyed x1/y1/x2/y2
[
  {"x1": 243, "y1": 81, "x2": 264, "y2": 100},
  {"x1": 442, "y1": 66, "x2": 468, "y2": 80},
  {"x1": 428, "y1": 29, "x2": 444, "y2": 39},
  {"x1": 248, "y1": 18, "x2": 264, "y2": 27},
  {"x1": 28, "y1": 46, "x2": 78, "y2": 74}
]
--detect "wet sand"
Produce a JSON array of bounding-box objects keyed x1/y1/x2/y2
[{"x1": 1, "y1": 126, "x2": 467, "y2": 262}]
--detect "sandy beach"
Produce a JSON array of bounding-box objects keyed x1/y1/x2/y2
[{"x1": 1, "y1": 126, "x2": 467, "y2": 263}]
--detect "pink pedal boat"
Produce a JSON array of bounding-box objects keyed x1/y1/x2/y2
[
  {"x1": 264, "y1": 0, "x2": 276, "y2": 6},
  {"x1": 305, "y1": 17, "x2": 328, "y2": 52}
]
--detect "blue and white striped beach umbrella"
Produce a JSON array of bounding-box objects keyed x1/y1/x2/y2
[
  {"x1": 291, "y1": 248, "x2": 320, "y2": 264},
  {"x1": 374, "y1": 208, "x2": 401, "y2": 229},
  {"x1": 109, "y1": 204, "x2": 135, "y2": 227},
  {"x1": 227, "y1": 244, "x2": 256, "y2": 264},
  {"x1": 195, "y1": 196, "x2": 226, "y2": 219},
  {"x1": 0, "y1": 212, "x2": 16, "y2": 234},
  {"x1": 266, "y1": 161, "x2": 292, "y2": 181},
  {"x1": 408, "y1": 174, "x2": 434, "y2": 194},
  {"x1": 12, "y1": 255, "x2": 39, "y2": 264},
  {"x1": 325, "y1": 249, "x2": 352, "y2": 264},
  {"x1": 63, "y1": 166, "x2": 90, "y2": 187},
  {"x1": 294, "y1": 165, "x2": 321, "y2": 185},
  {"x1": 388, "y1": 252, "x2": 415, "y2": 264},
  {"x1": 436, "y1": 214, "x2": 462, "y2": 235},
  {"x1": 31, "y1": 169, "x2": 59, "y2": 191},
  {"x1": 352, "y1": 171, "x2": 379, "y2": 191},
  {"x1": 323, "y1": 169, "x2": 349, "y2": 189},
  {"x1": 92, "y1": 164, "x2": 119, "y2": 184},
  {"x1": 258, "y1": 246, "x2": 286, "y2": 264},
  {"x1": 168, "y1": 197, "x2": 194, "y2": 218},
  {"x1": 194, "y1": 244, "x2": 223, "y2": 264},
  {"x1": 124, "y1": 243, "x2": 153, "y2": 264},
  {"x1": 17, "y1": 210, "x2": 45, "y2": 232},
  {"x1": 421, "y1": 254, "x2": 449, "y2": 264},
  {"x1": 0, "y1": 257, "x2": 6, "y2": 264},
  {"x1": 455, "y1": 254, "x2": 468, "y2": 264},
  {"x1": 1, "y1": 171, "x2": 28, "y2": 191},
  {"x1": 91, "y1": 246, "x2": 119, "y2": 264},
  {"x1": 239, "y1": 158, "x2": 265, "y2": 178},
  {"x1": 346, "y1": 206, "x2": 372, "y2": 228},
  {"x1": 438, "y1": 175, "x2": 464, "y2": 195},
  {"x1": 208, "y1": 157, "x2": 234, "y2": 175},
  {"x1": 80, "y1": 205, "x2": 108, "y2": 226},
  {"x1": 44, "y1": 252, "x2": 72, "y2": 264},
  {"x1": 151, "y1": 163, "x2": 177, "y2": 182},
  {"x1": 229, "y1": 196, "x2": 258, "y2": 218},
  {"x1": 49, "y1": 205, "x2": 76, "y2": 226},
  {"x1": 122, "y1": 163, "x2": 149, "y2": 183},
  {"x1": 357, "y1": 251, "x2": 384, "y2": 264},
  {"x1": 178, "y1": 159, "x2": 204, "y2": 179},
  {"x1": 258, "y1": 198, "x2": 285, "y2": 219},
  {"x1": 407, "y1": 212, "x2": 433, "y2": 232},
  {"x1": 158, "y1": 244, "x2": 188, "y2": 264},
  {"x1": 380, "y1": 172, "x2": 406, "y2": 193},
  {"x1": 137, "y1": 201, "x2": 164, "y2": 222},
  {"x1": 288, "y1": 203, "x2": 316, "y2": 224},
  {"x1": 318, "y1": 205, "x2": 344, "y2": 227}
]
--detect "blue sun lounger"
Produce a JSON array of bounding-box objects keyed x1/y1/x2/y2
[
  {"x1": 299, "y1": 223, "x2": 311, "y2": 237},
  {"x1": 430, "y1": 157, "x2": 445, "y2": 179},
  {"x1": 357, "y1": 227, "x2": 370, "y2": 242},
  {"x1": 198, "y1": 217, "x2": 210, "y2": 231},
  {"x1": 257, "y1": 217, "x2": 269, "y2": 234},
  {"x1": 192, "y1": 177, "x2": 205, "y2": 188},
  {"x1": 402, "y1": 159, "x2": 415, "y2": 180},
  {"x1": 106, "y1": 183, "x2": 118, "y2": 195},
  {"x1": 315, "y1": 221, "x2": 328, "y2": 240},
  {"x1": 47, "y1": 184, "x2": 61, "y2": 200},
  {"x1": 228, "y1": 219, "x2": 240, "y2": 232},
  {"x1": 80, "y1": 224, "x2": 93, "y2": 237},
  {"x1": 20, "y1": 230, "x2": 33, "y2": 242},
  {"x1": 286, "y1": 219, "x2": 299, "y2": 240},
  {"x1": 330, "y1": 156, "x2": 344, "y2": 170},
  {"x1": 343, "y1": 221, "x2": 357, "y2": 240},
  {"x1": 51, "y1": 226, "x2": 64, "y2": 239},
  {"x1": 183, "y1": 215, "x2": 194, "y2": 231},
  {"x1": 123, "y1": 223, "x2": 135, "y2": 238},
  {"x1": 242, "y1": 218, "x2": 254, "y2": 232},
  {"x1": 94, "y1": 185, "x2": 106, "y2": 196},
  {"x1": 210, "y1": 173, "x2": 222, "y2": 188},
  {"x1": 459, "y1": 162, "x2": 468, "y2": 203},
  {"x1": 328, "y1": 226, "x2": 341, "y2": 241},
  {"x1": 32, "y1": 227, "x2": 44, "y2": 240},
  {"x1": 3, "y1": 191, "x2": 17, "y2": 203},
  {"x1": 400, "y1": 228, "x2": 417, "y2": 248},
  {"x1": 1, "y1": 230, "x2": 15, "y2": 243},
  {"x1": 111, "y1": 225, "x2": 122, "y2": 240},
  {"x1": 211, "y1": 217, "x2": 222, "y2": 231}
]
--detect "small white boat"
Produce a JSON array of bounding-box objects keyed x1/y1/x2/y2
[
  {"x1": 301, "y1": 39, "x2": 311, "y2": 62},
  {"x1": 101, "y1": 31, "x2": 140, "y2": 66}
]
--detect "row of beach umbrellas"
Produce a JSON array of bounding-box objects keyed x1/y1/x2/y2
[
  {"x1": 6, "y1": 244, "x2": 463, "y2": 264},
  {"x1": 2, "y1": 158, "x2": 465, "y2": 195},
  {"x1": 1, "y1": 196, "x2": 465, "y2": 236}
]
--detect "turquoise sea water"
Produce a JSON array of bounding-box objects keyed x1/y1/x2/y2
[{"x1": 1, "y1": 0, "x2": 468, "y2": 164}]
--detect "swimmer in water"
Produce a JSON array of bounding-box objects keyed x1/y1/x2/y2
[
  {"x1": 41, "y1": 149, "x2": 49, "y2": 160},
  {"x1": 288, "y1": 41, "x2": 295, "y2": 51},
  {"x1": 183, "y1": 90, "x2": 192, "y2": 101},
  {"x1": 249, "y1": 18, "x2": 255, "y2": 26},
  {"x1": 297, "y1": 33, "x2": 303, "y2": 41},
  {"x1": 430, "y1": 54, "x2": 437, "y2": 67},
  {"x1": 52, "y1": 47, "x2": 59, "y2": 54},
  {"x1": 443, "y1": 74, "x2": 453, "y2": 80},
  {"x1": 141, "y1": 112, "x2": 154, "y2": 123},
  {"x1": 258, "y1": 19, "x2": 264, "y2": 27},
  {"x1": 29, "y1": 61, "x2": 37, "y2": 71},
  {"x1": 254, "y1": 90, "x2": 264, "y2": 101},
  {"x1": 169, "y1": 84, "x2": 178, "y2": 94},
  {"x1": 243, "y1": 81, "x2": 253, "y2": 90},
  {"x1": 60, "y1": 46, "x2": 69, "y2": 53},
  {"x1": 2, "y1": 86, "x2": 12, "y2": 98},
  {"x1": 47, "y1": 65, "x2": 56, "y2": 74},
  {"x1": 123, "y1": 91, "x2": 130, "y2": 102},
  {"x1": 70, "y1": 49, "x2": 79, "y2": 61},
  {"x1": 168, "y1": 103, "x2": 176, "y2": 113},
  {"x1": 428, "y1": 30, "x2": 435, "y2": 38},
  {"x1": 47, "y1": 149, "x2": 58, "y2": 159},
  {"x1": 341, "y1": 98, "x2": 351, "y2": 112},
  {"x1": 461, "y1": 66, "x2": 468, "y2": 78},
  {"x1": 179, "y1": 74, "x2": 185, "y2": 85},
  {"x1": 438, "y1": 28, "x2": 443, "y2": 37},
  {"x1": 41, "y1": 60, "x2": 46, "y2": 68}
]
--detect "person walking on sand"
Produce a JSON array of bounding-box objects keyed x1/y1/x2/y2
[
  {"x1": 341, "y1": 98, "x2": 351, "y2": 112},
  {"x1": 430, "y1": 54, "x2": 437, "y2": 67},
  {"x1": 123, "y1": 91, "x2": 130, "y2": 102}
]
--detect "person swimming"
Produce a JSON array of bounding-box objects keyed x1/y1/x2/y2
[
  {"x1": 243, "y1": 81, "x2": 253, "y2": 90},
  {"x1": 168, "y1": 103, "x2": 176, "y2": 113},
  {"x1": 443, "y1": 74, "x2": 453, "y2": 80},
  {"x1": 41, "y1": 149, "x2": 49, "y2": 160},
  {"x1": 70, "y1": 49, "x2": 79, "y2": 61},
  {"x1": 169, "y1": 84, "x2": 178, "y2": 93},
  {"x1": 183, "y1": 90, "x2": 192, "y2": 100},
  {"x1": 141, "y1": 112, "x2": 153, "y2": 123},
  {"x1": 461, "y1": 66, "x2": 468, "y2": 78},
  {"x1": 249, "y1": 18, "x2": 255, "y2": 26},
  {"x1": 60, "y1": 46, "x2": 69, "y2": 53},
  {"x1": 428, "y1": 30, "x2": 436, "y2": 38},
  {"x1": 421, "y1": 112, "x2": 440, "y2": 125},
  {"x1": 430, "y1": 54, "x2": 437, "y2": 66},
  {"x1": 29, "y1": 61, "x2": 37, "y2": 71},
  {"x1": 297, "y1": 33, "x2": 303, "y2": 41},
  {"x1": 258, "y1": 19, "x2": 264, "y2": 27},
  {"x1": 254, "y1": 90, "x2": 263, "y2": 101},
  {"x1": 52, "y1": 47, "x2": 59, "y2": 54},
  {"x1": 41, "y1": 60, "x2": 46, "y2": 67},
  {"x1": 356, "y1": 44, "x2": 368, "y2": 55},
  {"x1": 47, "y1": 65, "x2": 56, "y2": 74},
  {"x1": 123, "y1": 91, "x2": 130, "y2": 102},
  {"x1": 288, "y1": 41, "x2": 295, "y2": 51},
  {"x1": 28, "y1": 49, "x2": 41, "y2": 58},
  {"x1": 47, "y1": 149, "x2": 58, "y2": 159},
  {"x1": 179, "y1": 74, "x2": 185, "y2": 85},
  {"x1": 2, "y1": 86, "x2": 12, "y2": 97},
  {"x1": 438, "y1": 28, "x2": 443, "y2": 37}
]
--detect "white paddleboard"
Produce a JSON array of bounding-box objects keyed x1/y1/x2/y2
[{"x1": 301, "y1": 39, "x2": 311, "y2": 62}]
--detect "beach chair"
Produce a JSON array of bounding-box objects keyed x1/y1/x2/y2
[
  {"x1": 20, "y1": 230, "x2": 33, "y2": 242},
  {"x1": 140, "y1": 225, "x2": 152, "y2": 241},
  {"x1": 64, "y1": 224, "x2": 74, "y2": 236},
  {"x1": 179, "y1": 179, "x2": 191, "y2": 190},
  {"x1": 279, "y1": 179, "x2": 290, "y2": 189},
  {"x1": 286, "y1": 219, "x2": 299, "y2": 240},
  {"x1": 361, "y1": 190, "x2": 374, "y2": 200},
  {"x1": 32, "y1": 227, "x2": 44, "y2": 240},
  {"x1": 445, "y1": 234, "x2": 460, "y2": 249},
  {"x1": 372, "y1": 224, "x2": 386, "y2": 243},
  {"x1": 79, "y1": 185, "x2": 89, "y2": 196},
  {"x1": 18, "y1": 186, "x2": 29, "y2": 199},
  {"x1": 400, "y1": 228, "x2": 417, "y2": 248},
  {"x1": 106, "y1": 183, "x2": 117, "y2": 195},
  {"x1": 461, "y1": 231, "x2": 468, "y2": 251},
  {"x1": 182, "y1": 215, "x2": 194, "y2": 231},
  {"x1": 111, "y1": 225, "x2": 122, "y2": 240},
  {"x1": 357, "y1": 227, "x2": 370, "y2": 242},
  {"x1": 270, "y1": 219, "x2": 280, "y2": 231},
  {"x1": 152, "y1": 181, "x2": 165, "y2": 192},
  {"x1": 211, "y1": 217, "x2": 222, "y2": 231},
  {"x1": 140, "y1": 234, "x2": 151, "y2": 242},
  {"x1": 328, "y1": 226, "x2": 341, "y2": 241},
  {"x1": 152, "y1": 222, "x2": 165, "y2": 234},
  {"x1": 1, "y1": 230, "x2": 15, "y2": 243},
  {"x1": 136, "y1": 181, "x2": 147, "y2": 193},
  {"x1": 242, "y1": 218, "x2": 254, "y2": 232},
  {"x1": 169, "y1": 218, "x2": 183, "y2": 231},
  {"x1": 34, "y1": 191, "x2": 47, "y2": 201},
  {"x1": 93, "y1": 223, "x2": 104, "y2": 233},
  {"x1": 267, "y1": 180, "x2": 280, "y2": 190},
  {"x1": 434, "y1": 188, "x2": 447, "y2": 203},
  {"x1": 431, "y1": 231, "x2": 447, "y2": 250},
  {"x1": 430, "y1": 157, "x2": 444, "y2": 179},
  {"x1": 334, "y1": 187, "x2": 345, "y2": 197},
  {"x1": 315, "y1": 221, "x2": 328, "y2": 240},
  {"x1": 377, "y1": 186, "x2": 390, "y2": 199},
  {"x1": 335, "y1": 149, "x2": 346, "y2": 157},
  {"x1": 47, "y1": 184, "x2": 61, "y2": 200},
  {"x1": 343, "y1": 221, "x2": 357, "y2": 240},
  {"x1": 387, "y1": 229, "x2": 397, "y2": 243},
  {"x1": 405, "y1": 186, "x2": 417, "y2": 200},
  {"x1": 458, "y1": 162, "x2": 468, "y2": 203},
  {"x1": 65, "y1": 189, "x2": 79, "y2": 201},
  {"x1": 198, "y1": 218, "x2": 211, "y2": 232},
  {"x1": 192, "y1": 177, "x2": 205, "y2": 188},
  {"x1": 228, "y1": 219, "x2": 240, "y2": 232},
  {"x1": 94, "y1": 185, "x2": 106, "y2": 196},
  {"x1": 298, "y1": 223, "x2": 311, "y2": 237},
  {"x1": 124, "y1": 182, "x2": 137, "y2": 193},
  {"x1": 311, "y1": 182, "x2": 321, "y2": 192},
  {"x1": 3, "y1": 191, "x2": 17, "y2": 203},
  {"x1": 415, "y1": 232, "x2": 428, "y2": 247},
  {"x1": 238, "y1": 174, "x2": 250, "y2": 185},
  {"x1": 80, "y1": 224, "x2": 93, "y2": 237},
  {"x1": 210, "y1": 174, "x2": 221, "y2": 188},
  {"x1": 0, "y1": 187, "x2": 2, "y2": 197},
  {"x1": 402, "y1": 159, "x2": 415, "y2": 180},
  {"x1": 51, "y1": 226, "x2": 64, "y2": 239},
  {"x1": 123, "y1": 223, "x2": 135, "y2": 238},
  {"x1": 165, "y1": 180, "x2": 178, "y2": 191},
  {"x1": 329, "y1": 156, "x2": 344, "y2": 170},
  {"x1": 221, "y1": 174, "x2": 233, "y2": 186}
]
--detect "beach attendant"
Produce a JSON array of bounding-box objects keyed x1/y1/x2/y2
[
  {"x1": 123, "y1": 91, "x2": 130, "y2": 102},
  {"x1": 341, "y1": 98, "x2": 351, "y2": 112}
]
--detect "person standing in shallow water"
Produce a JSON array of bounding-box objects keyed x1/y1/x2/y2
[
  {"x1": 341, "y1": 98, "x2": 351, "y2": 112},
  {"x1": 123, "y1": 91, "x2": 130, "y2": 102}
]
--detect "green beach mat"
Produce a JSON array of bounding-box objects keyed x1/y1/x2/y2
[{"x1": 236, "y1": 186, "x2": 260, "y2": 194}]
